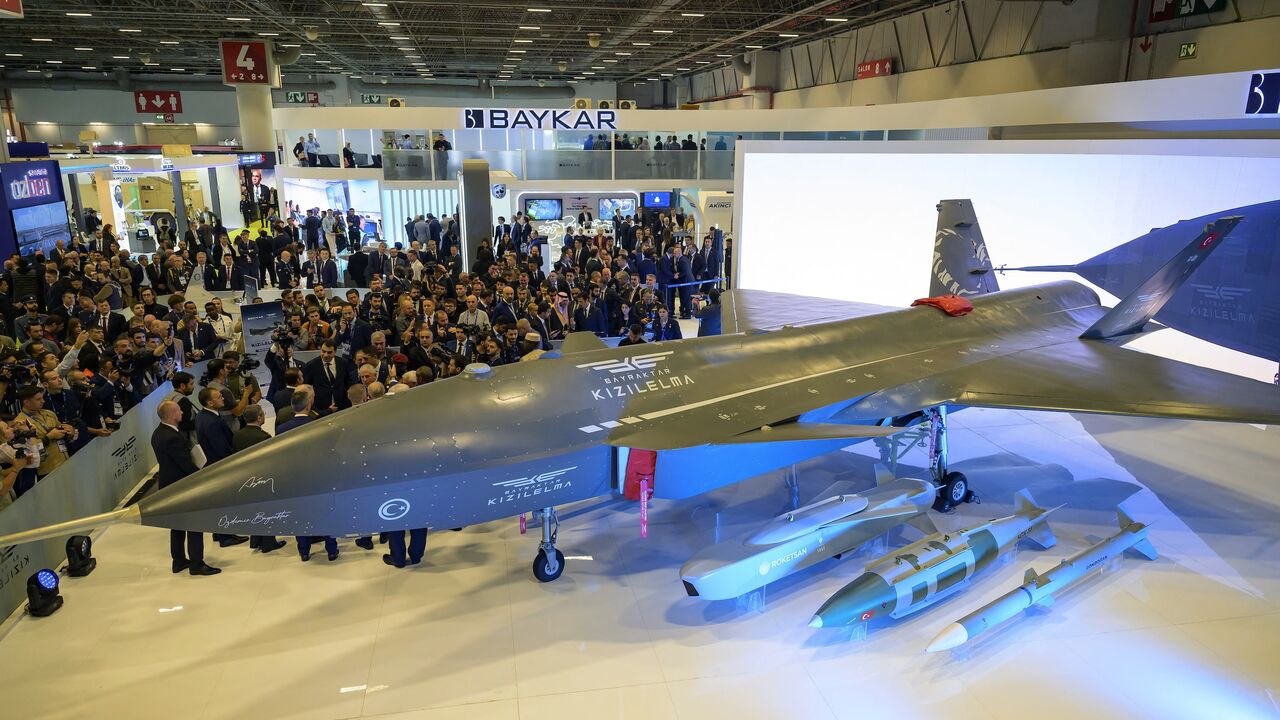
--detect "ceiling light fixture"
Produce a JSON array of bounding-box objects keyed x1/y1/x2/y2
[
  {"x1": 119, "y1": 28, "x2": 141, "y2": 33},
  {"x1": 362, "y1": 2, "x2": 388, "y2": 5},
  {"x1": 514, "y1": 39, "x2": 533, "y2": 43},
  {"x1": 660, "y1": 72, "x2": 672, "y2": 77},
  {"x1": 603, "y1": 59, "x2": 617, "y2": 63},
  {"x1": 226, "y1": 17, "x2": 250, "y2": 21},
  {"x1": 111, "y1": 55, "x2": 129, "y2": 59},
  {"x1": 632, "y1": 42, "x2": 650, "y2": 46},
  {"x1": 300, "y1": 52, "x2": 316, "y2": 56},
  {"x1": 779, "y1": 33, "x2": 799, "y2": 38},
  {"x1": 2, "y1": 53, "x2": 18, "y2": 57},
  {"x1": 159, "y1": 41, "x2": 179, "y2": 45},
  {"x1": 389, "y1": 36, "x2": 410, "y2": 40},
  {"x1": 46, "y1": 60, "x2": 62, "y2": 64},
  {"x1": 66, "y1": 12, "x2": 92, "y2": 16},
  {"x1": 519, "y1": 25, "x2": 540, "y2": 30},
  {"x1": 695, "y1": 60, "x2": 709, "y2": 64},
  {"x1": 171, "y1": 67, "x2": 185, "y2": 71},
  {"x1": 378, "y1": 22, "x2": 400, "y2": 26},
  {"x1": 825, "y1": 17, "x2": 848, "y2": 22},
  {"x1": 281, "y1": 43, "x2": 301, "y2": 47},
  {"x1": 527, "y1": 7, "x2": 552, "y2": 12},
  {"x1": 745, "y1": 44, "x2": 763, "y2": 49},
  {"x1": 31, "y1": 38, "x2": 53, "y2": 42},
  {"x1": 681, "y1": 13, "x2": 704, "y2": 17},
  {"x1": 81, "y1": 66, "x2": 97, "y2": 70},
  {"x1": 591, "y1": 65, "x2": 604, "y2": 69},
  {"x1": 653, "y1": 29, "x2": 673, "y2": 34},
  {"x1": 258, "y1": 32, "x2": 279, "y2": 36},
  {"x1": 75, "y1": 47, "x2": 93, "y2": 51},
  {"x1": 510, "y1": 49, "x2": 526, "y2": 53}
]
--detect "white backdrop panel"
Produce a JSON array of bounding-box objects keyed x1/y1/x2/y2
[{"x1": 736, "y1": 142, "x2": 1280, "y2": 381}]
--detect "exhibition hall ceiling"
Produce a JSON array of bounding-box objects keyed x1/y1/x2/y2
[{"x1": 0, "y1": 0, "x2": 943, "y2": 83}]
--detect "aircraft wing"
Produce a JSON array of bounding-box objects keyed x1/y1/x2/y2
[
  {"x1": 722, "y1": 289, "x2": 893, "y2": 334},
  {"x1": 850, "y1": 341, "x2": 1280, "y2": 425}
]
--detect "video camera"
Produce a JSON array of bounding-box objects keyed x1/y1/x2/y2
[{"x1": 270, "y1": 322, "x2": 297, "y2": 349}]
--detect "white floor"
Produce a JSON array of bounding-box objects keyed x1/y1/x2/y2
[{"x1": 1, "y1": 408, "x2": 1278, "y2": 720}]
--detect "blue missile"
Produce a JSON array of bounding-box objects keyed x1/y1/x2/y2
[{"x1": 926, "y1": 505, "x2": 1157, "y2": 652}]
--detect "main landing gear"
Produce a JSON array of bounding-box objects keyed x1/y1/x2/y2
[
  {"x1": 532, "y1": 507, "x2": 565, "y2": 582},
  {"x1": 877, "y1": 406, "x2": 978, "y2": 513}
]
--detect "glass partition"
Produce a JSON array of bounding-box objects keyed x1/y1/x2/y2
[
  {"x1": 443, "y1": 150, "x2": 522, "y2": 178},
  {"x1": 616, "y1": 149, "x2": 698, "y2": 180},
  {"x1": 701, "y1": 151, "x2": 734, "y2": 180},
  {"x1": 524, "y1": 150, "x2": 611, "y2": 180},
  {"x1": 382, "y1": 150, "x2": 432, "y2": 181}
]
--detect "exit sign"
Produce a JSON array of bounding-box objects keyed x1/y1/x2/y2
[
  {"x1": 1179, "y1": 42, "x2": 1197, "y2": 59},
  {"x1": 360, "y1": 93, "x2": 383, "y2": 105}
]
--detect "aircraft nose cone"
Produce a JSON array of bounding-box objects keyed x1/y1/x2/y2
[{"x1": 811, "y1": 572, "x2": 896, "y2": 628}]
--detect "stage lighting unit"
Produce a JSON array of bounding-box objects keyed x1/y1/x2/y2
[
  {"x1": 66, "y1": 535, "x2": 96, "y2": 577},
  {"x1": 27, "y1": 569, "x2": 63, "y2": 618}
]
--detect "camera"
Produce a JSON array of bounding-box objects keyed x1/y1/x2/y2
[
  {"x1": 270, "y1": 323, "x2": 296, "y2": 348},
  {"x1": 238, "y1": 356, "x2": 261, "y2": 374},
  {"x1": 11, "y1": 426, "x2": 36, "y2": 443}
]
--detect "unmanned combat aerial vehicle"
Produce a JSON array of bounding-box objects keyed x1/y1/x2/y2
[{"x1": 3, "y1": 201, "x2": 1280, "y2": 588}]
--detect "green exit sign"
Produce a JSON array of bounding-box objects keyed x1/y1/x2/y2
[{"x1": 1179, "y1": 42, "x2": 1198, "y2": 59}]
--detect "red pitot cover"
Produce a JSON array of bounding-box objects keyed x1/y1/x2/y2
[{"x1": 911, "y1": 295, "x2": 975, "y2": 316}]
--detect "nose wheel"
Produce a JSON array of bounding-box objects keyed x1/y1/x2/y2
[{"x1": 532, "y1": 507, "x2": 565, "y2": 582}]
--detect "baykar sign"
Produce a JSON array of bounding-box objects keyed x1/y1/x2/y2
[{"x1": 463, "y1": 108, "x2": 617, "y2": 131}]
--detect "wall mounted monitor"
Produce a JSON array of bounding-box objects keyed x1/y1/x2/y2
[
  {"x1": 599, "y1": 197, "x2": 636, "y2": 217},
  {"x1": 13, "y1": 200, "x2": 71, "y2": 256},
  {"x1": 524, "y1": 198, "x2": 564, "y2": 221},
  {"x1": 643, "y1": 191, "x2": 672, "y2": 208}
]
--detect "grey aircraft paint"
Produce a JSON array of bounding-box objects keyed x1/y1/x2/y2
[
  {"x1": 1010, "y1": 198, "x2": 1280, "y2": 361},
  {"x1": 2, "y1": 201, "x2": 1279, "y2": 585}
]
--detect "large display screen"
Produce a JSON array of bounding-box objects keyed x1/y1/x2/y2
[
  {"x1": 524, "y1": 198, "x2": 563, "y2": 221},
  {"x1": 599, "y1": 197, "x2": 636, "y2": 217},
  {"x1": 736, "y1": 143, "x2": 1280, "y2": 381},
  {"x1": 13, "y1": 200, "x2": 71, "y2": 256},
  {"x1": 643, "y1": 191, "x2": 671, "y2": 207}
]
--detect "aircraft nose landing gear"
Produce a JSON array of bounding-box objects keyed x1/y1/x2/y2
[{"x1": 532, "y1": 507, "x2": 565, "y2": 582}]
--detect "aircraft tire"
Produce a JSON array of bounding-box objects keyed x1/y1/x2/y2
[
  {"x1": 533, "y1": 548, "x2": 566, "y2": 582},
  {"x1": 933, "y1": 472, "x2": 971, "y2": 512}
]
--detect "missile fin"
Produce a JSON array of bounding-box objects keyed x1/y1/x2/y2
[
  {"x1": 906, "y1": 512, "x2": 938, "y2": 536},
  {"x1": 1023, "y1": 567, "x2": 1039, "y2": 585},
  {"x1": 873, "y1": 463, "x2": 895, "y2": 487},
  {"x1": 1129, "y1": 538, "x2": 1159, "y2": 561},
  {"x1": 1022, "y1": 518, "x2": 1057, "y2": 550},
  {"x1": 1116, "y1": 504, "x2": 1137, "y2": 530}
]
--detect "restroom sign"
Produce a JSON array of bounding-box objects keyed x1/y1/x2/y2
[{"x1": 135, "y1": 90, "x2": 183, "y2": 114}]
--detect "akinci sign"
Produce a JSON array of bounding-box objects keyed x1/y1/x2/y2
[{"x1": 463, "y1": 108, "x2": 618, "y2": 130}]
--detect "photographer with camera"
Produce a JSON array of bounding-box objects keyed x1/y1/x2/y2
[
  {"x1": 202, "y1": 355, "x2": 261, "y2": 432},
  {"x1": 15, "y1": 385, "x2": 76, "y2": 478},
  {"x1": 0, "y1": 418, "x2": 41, "y2": 505},
  {"x1": 333, "y1": 303, "x2": 372, "y2": 361},
  {"x1": 265, "y1": 320, "x2": 303, "y2": 401}
]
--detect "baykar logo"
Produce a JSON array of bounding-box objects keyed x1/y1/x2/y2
[
  {"x1": 576, "y1": 351, "x2": 674, "y2": 374},
  {"x1": 464, "y1": 109, "x2": 485, "y2": 129}
]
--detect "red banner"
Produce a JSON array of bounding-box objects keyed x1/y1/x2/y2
[
  {"x1": 219, "y1": 39, "x2": 272, "y2": 85},
  {"x1": 0, "y1": 0, "x2": 23, "y2": 19},
  {"x1": 133, "y1": 90, "x2": 183, "y2": 114},
  {"x1": 856, "y1": 57, "x2": 894, "y2": 79}
]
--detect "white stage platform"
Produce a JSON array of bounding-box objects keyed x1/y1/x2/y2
[{"x1": 0, "y1": 408, "x2": 1276, "y2": 720}]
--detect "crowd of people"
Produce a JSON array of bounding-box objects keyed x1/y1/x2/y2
[
  {"x1": 582, "y1": 133, "x2": 736, "y2": 151},
  {"x1": 0, "y1": 194, "x2": 726, "y2": 572}
]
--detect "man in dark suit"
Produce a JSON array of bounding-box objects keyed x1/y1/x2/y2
[
  {"x1": 151, "y1": 401, "x2": 220, "y2": 576},
  {"x1": 178, "y1": 313, "x2": 217, "y2": 363},
  {"x1": 674, "y1": 245, "x2": 696, "y2": 319},
  {"x1": 692, "y1": 236, "x2": 719, "y2": 293},
  {"x1": 493, "y1": 217, "x2": 511, "y2": 245},
  {"x1": 577, "y1": 208, "x2": 594, "y2": 226},
  {"x1": 346, "y1": 249, "x2": 368, "y2": 288},
  {"x1": 272, "y1": 368, "x2": 303, "y2": 412},
  {"x1": 209, "y1": 255, "x2": 244, "y2": 291},
  {"x1": 87, "y1": 297, "x2": 126, "y2": 340},
  {"x1": 195, "y1": 388, "x2": 248, "y2": 547},
  {"x1": 302, "y1": 208, "x2": 322, "y2": 251},
  {"x1": 302, "y1": 340, "x2": 353, "y2": 415},
  {"x1": 318, "y1": 248, "x2": 339, "y2": 287}
]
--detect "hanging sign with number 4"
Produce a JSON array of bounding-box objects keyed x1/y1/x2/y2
[{"x1": 219, "y1": 39, "x2": 274, "y2": 85}]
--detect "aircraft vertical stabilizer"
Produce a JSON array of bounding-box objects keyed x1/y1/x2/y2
[
  {"x1": 931, "y1": 199, "x2": 1000, "y2": 297},
  {"x1": 1081, "y1": 216, "x2": 1243, "y2": 340}
]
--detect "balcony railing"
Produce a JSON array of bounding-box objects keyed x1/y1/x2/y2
[{"x1": 378, "y1": 148, "x2": 735, "y2": 181}]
